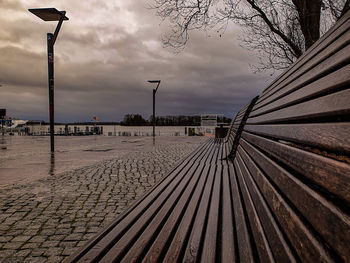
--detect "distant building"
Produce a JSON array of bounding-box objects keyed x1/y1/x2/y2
[
  {"x1": 22, "y1": 122, "x2": 209, "y2": 137},
  {"x1": 200, "y1": 114, "x2": 219, "y2": 127}
]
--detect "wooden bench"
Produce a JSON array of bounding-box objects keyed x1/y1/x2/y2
[
  {"x1": 65, "y1": 10, "x2": 350, "y2": 263},
  {"x1": 235, "y1": 10, "x2": 350, "y2": 262}
]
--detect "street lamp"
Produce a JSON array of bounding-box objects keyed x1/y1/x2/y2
[
  {"x1": 147, "y1": 80, "x2": 161, "y2": 138},
  {"x1": 29, "y1": 8, "x2": 69, "y2": 152}
]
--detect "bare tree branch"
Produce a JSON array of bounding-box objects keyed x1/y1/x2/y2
[{"x1": 152, "y1": 0, "x2": 348, "y2": 72}]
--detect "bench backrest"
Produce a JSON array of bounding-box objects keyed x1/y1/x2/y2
[
  {"x1": 224, "y1": 96, "x2": 258, "y2": 158},
  {"x1": 234, "y1": 10, "x2": 350, "y2": 262}
]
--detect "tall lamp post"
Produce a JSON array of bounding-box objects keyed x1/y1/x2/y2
[
  {"x1": 0, "y1": 107, "x2": 5, "y2": 136},
  {"x1": 0, "y1": 85, "x2": 4, "y2": 136},
  {"x1": 29, "y1": 8, "x2": 69, "y2": 152},
  {"x1": 147, "y1": 80, "x2": 161, "y2": 138}
]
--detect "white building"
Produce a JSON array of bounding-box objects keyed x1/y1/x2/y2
[{"x1": 24, "y1": 123, "x2": 215, "y2": 136}]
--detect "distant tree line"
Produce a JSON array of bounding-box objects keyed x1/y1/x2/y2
[
  {"x1": 121, "y1": 114, "x2": 231, "y2": 126},
  {"x1": 121, "y1": 114, "x2": 148, "y2": 126}
]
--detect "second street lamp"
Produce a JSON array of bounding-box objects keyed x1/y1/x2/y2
[
  {"x1": 29, "y1": 8, "x2": 69, "y2": 152},
  {"x1": 147, "y1": 80, "x2": 161, "y2": 138}
]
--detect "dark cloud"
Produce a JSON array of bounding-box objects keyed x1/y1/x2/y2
[{"x1": 0, "y1": 0, "x2": 270, "y2": 122}]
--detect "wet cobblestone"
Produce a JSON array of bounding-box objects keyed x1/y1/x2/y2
[{"x1": 0, "y1": 137, "x2": 205, "y2": 262}]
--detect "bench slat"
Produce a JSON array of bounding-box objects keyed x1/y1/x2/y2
[
  {"x1": 182, "y1": 164, "x2": 217, "y2": 263},
  {"x1": 220, "y1": 164, "x2": 236, "y2": 263},
  {"x1": 228, "y1": 162, "x2": 255, "y2": 262},
  {"x1": 201, "y1": 163, "x2": 222, "y2": 262},
  {"x1": 244, "y1": 122, "x2": 350, "y2": 154},
  {"x1": 241, "y1": 132, "x2": 350, "y2": 205},
  {"x1": 234, "y1": 148, "x2": 335, "y2": 262},
  {"x1": 251, "y1": 63, "x2": 350, "y2": 117},
  {"x1": 258, "y1": 29, "x2": 350, "y2": 106},
  {"x1": 236, "y1": 148, "x2": 297, "y2": 263},
  {"x1": 235, "y1": 155, "x2": 275, "y2": 262},
  {"x1": 247, "y1": 88, "x2": 350, "y2": 124},
  {"x1": 239, "y1": 139, "x2": 350, "y2": 261},
  {"x1": 158, "y1": 164, "x2": 212, "y2": 262}
]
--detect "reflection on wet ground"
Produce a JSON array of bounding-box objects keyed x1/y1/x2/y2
[
  {"x1": 49, "y1": 152, "x2": 55, "y2": 176},
  {"x1": 0, "y1": 136, "x2": 7, "y2": 150},
  {"x1": 0, "y1": 135, "x2": 199, "y2": 188}
]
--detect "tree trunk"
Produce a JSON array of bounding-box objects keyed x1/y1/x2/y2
[
  {"x1": 340, "y1": 0, "x2": 350, "y2": 18},
  {"x1": 292, "y1": 0, "x2": 322, "y2": 50}
]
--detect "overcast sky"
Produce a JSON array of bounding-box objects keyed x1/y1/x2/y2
[{"x1": 0, "y1": 0, "x2": 270, "y2": 122}]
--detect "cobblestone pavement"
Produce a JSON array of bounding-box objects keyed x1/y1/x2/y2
[{"x1": 0, "y1": 137, "x2": 205, "y2": 263}]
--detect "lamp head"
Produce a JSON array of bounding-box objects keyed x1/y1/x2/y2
[
  {"x1": 147, "y1": 80, "x2": 161, "y2": 92},
  {"x1": 29, "y1": 8, "x2": 69, "y2": 21}
]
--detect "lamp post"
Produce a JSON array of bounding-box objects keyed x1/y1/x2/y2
[
  {"x1": 0, "y1": 108, "x2": 5, "y2": 136},
  {"x1": 29, "y1": 8, "x2": 69, "y2": 152},
  {"x1": 147, "y1": 80, "x2": 161, "y2": 138},
  {"x1": 0, "y1": 86, "x2": 3, "y2": 136}
]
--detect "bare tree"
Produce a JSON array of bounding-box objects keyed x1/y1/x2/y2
[{"x1": 153, "y1": 0, "x2": 349, "y2": 71}]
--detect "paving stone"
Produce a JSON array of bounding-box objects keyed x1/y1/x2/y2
[
  {"x1": 21, "y1": 242, "x2": 41, "y2": 249},
  {"x1": 31, "y1": 248, "x2": 47, "y2": 257},
  {"x1": 46, "y1": 256, "x2": 64, "y2": 263},
  {"x1": 28, "y1": 236, "x2": 47, "y2": 243},
  {"x1": 62, "y1": 247, "x2": 78, "y2": 256},
  {"x1": 1, "y1": 256, "x2": 25, "y2": 263},
  {"x1": 11, "y1": 235, "x2": 31, "y2": 242},
  {"x1": 64, "y1": 233, "x2": 84, "y2": 242},
  {"x1": 55, "y1": 228, "x2": 71, "y2": 235},
  {"x1": 40, "y1": 229, "x2": 56, "y2": 236},
  {"x1": 14, "y1": 249, "x2": 31, "y2": 257},
  {"x1": 24, "y1": 256, "x2": 47, "y2": 263},
  {"x1": 43, "y1": 247, "x2": 64, "y2": 257},
  {"x1": 59, "y1": 241, "x2": 77, "y2": 248},
  {"x1": 40, "y1": 240, "x2": 60, "y2": 248},
  {"x1": 2, "y1": 242, "x2": 23, "y2": 250},
  {"x1": 0, "y1": 249, "x2": 15, "y2": 259},
  {"x1": 0, "y1": 236, "x2": 12, "y2": 242}
]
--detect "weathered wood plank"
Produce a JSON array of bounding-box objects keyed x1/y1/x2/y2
[
  {"x1": 251, "y1": 64, "x2": 350, "y2": 117},
  {"x1": 128, "y1": 162, "x2": 209, "y2": 263},
  {"x1": 201, "y1": 163, "x2": 222, "y2": 262},
  {"x1": 229, "y1": 161, "x2": 255, "y2": 262},
  {"x1": 241, "y1": 132, "x2": 350, "y2": 204},
  {"x1": 220, "y1": 164, "x2": 236, "y2": 263},
  {"x1": 156, "y1": 164, "x2": 211, "y2": 263},
  {"x1": 235, "y1": 150, "x2": 335, "y2": 262},
  {"x1": 247, "y1": 89, "x2": 350, "y2": 124},
  {"x1": 239, "y1": 139, "x2": 350, "y2": 262},
  {"x1": 235, "y1": 154, "x2": 275, "y2": 262},
  {"x1": 182, "y1": 165, "x2": 217, "y2": 263},
  {"x1": 227, "y1": 96, "x2": 259, "y2": 159},
  {"x1": 244, "y1": 122, "x2": 350, "y2": 154},
  {"x1": 236, "y1": 147, "x2": 297, "y2": 263}
]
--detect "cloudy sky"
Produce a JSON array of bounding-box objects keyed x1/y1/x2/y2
[{"x1": 0, "y1": 0, "x2": 270, "y2": 122}]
